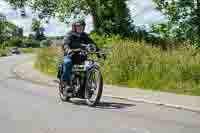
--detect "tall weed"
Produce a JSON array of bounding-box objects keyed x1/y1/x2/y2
[
  {"x1": 34, "y1": 40, "x2": 200, "y2": 95},
  {"x1": 102, "y1": 41, "x2": 200, "y2": 95},
  {"x1": 34, "y1": 47, "x2": 63, "y2": 76}
]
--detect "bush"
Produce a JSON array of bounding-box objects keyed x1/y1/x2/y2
[
  {"x1": 34, "y1": 47, "x2": 63, "y2": 76},
  {"x1": 1, "y1": 37, "x2": 41, "y2": 48},
  {"x1": 0, "y1": 48, "x2": 9, "y2": 57},
  {"x1": 90, "y1": 33, "x2": 121, "y2": 48},
  {"x1": 2, "y1": 38, "x2": 23, "y2": 48},
  {"x1": 40, "y1": 39, "x2": 51, "y2": 47},
  {"x1": 23, "y1": 39, "x2": 40, "y2": 48},
  {"x1": 1, "y1": 41, "x2": 9, "y2": 49}
]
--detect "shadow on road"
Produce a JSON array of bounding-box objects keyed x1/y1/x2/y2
[{"x1": 70, "y1": 99, "x2": 135, "y2": 109}]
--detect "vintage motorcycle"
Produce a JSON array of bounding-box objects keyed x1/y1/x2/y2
[{"x1": 57, "y1": 44, "x2": 106, "y2": 106}]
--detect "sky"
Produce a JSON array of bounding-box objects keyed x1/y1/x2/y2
[{"x1": 0, "y1": 0, "x2": 166, "y2": 36}]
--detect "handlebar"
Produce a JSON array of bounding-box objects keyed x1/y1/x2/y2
[{"x1": 67, "y1": 44, "x2": 106, "y2": 60}]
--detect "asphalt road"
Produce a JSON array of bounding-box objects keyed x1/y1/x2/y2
[{"x1": 0, "y1": 55, "x2": 200, "y2": 133}]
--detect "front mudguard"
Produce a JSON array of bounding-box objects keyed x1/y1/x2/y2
[{"x1": 76, "y1": 64, "x2": 100, "y2": 99}]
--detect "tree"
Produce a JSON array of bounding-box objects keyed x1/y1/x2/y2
[
  {"x1": 0, "y1": 14, "x2": 19, "y2": 43},
  {"x1": 153, "y1": 0, "x2": 200, "y2": 45},
  {"x1": 6, "y1": 0, "x2": 133, "y2": 36},
  {"x1": 92, "y1": 0, "x2": 132, "y2": 35},
  {"x1": 16, "y1": 27, "x2": 24, "y2": 37},
  {"x1": 0, "y1": 14, "x2": 7, "y2": 43},
  {"x1": 0, "y1": 14, "x2": 7, "y2": 34},
  {"x1": 32, "y1": 19, "x2": 41, "y2": 32},
  {"x1": 6, "y1": 0, "x2": 27, "y2": 17},
  {"x1": 31, "y1": 19, "x2": 45, "y2": 40}
]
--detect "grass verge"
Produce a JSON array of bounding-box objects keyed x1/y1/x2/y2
[{"x1": 34, "y1": 41, "x2": 200, "y2": 96}]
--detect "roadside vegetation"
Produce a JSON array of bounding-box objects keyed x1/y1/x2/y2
[
  {"x1": 34, "y1": 47, "x2": 63, "y2": 76},
  {"x1": 0, "y1": 48, "x2": 9, "y2": 57},
  {"x1": 34, "y1": 36, "x2": 200, "y2": 96},
  {"x1": 0, "y1": 13, "x2": 51, "y2": 57},
  {"x1": 0, "y1": 38, "x2": 43, "y2": 57},
  {"x1": 2, "y1": 0, "x2": 200, "y2": 95},
  {"x1": 103, "y1": 40, "x2": 200, "y2": 96}
]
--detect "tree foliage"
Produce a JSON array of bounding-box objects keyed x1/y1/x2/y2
[
  {"x1": 31, "y1": 19, "x2": 45, "y2": 41},
  {"x1": 15, "y1": 27, "x2": 24, "y2": 37},
  {"x1": 0, "y1": 13, "x2": 19, "y2": 43},
  {"x1": 153, "y1": 0, "x2": 200, "y2": 45},
  {"x1": 32, "y1": 19, "x2": 41, "y2": 32},
  {"x1": 6, "y1": 0, "x2": 133, "y2": 36},
  {"x1": 0, "y1": 14, "x2": 7, "y2": 36}
]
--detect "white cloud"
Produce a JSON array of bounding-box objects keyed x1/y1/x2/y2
[
  {"x1": 0, "y1": 0, "x2": 68, "y2": 36},
  {"x1": 0, "y1": 0, "x2": 166, "y2": 36},
  {"x1": 127, "y1": 0, "x2": 166, "y2": 25}
]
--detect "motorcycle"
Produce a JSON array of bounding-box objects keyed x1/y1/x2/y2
[{"x1": 57, "y1": 44, "x2": 106, "y2": 107}]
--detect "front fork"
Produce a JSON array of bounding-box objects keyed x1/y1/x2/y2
[{"x1": 70, "y1": 72, "x2": 86, "y2": 99}]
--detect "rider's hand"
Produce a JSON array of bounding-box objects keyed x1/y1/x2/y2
[
  {"x1": 72, "y1": 48, "x2": 81, "y2": 52},
  {"x1": 64, "y1": 48, "x2": 72, "y2": 55},
  {"x1": 102, "y1": 53, "x2": 106, "y2": 60},
  {"x1": 97, "y1": 52, "x2": 106, "y2": 60},
  {"x1": 97, "y1": 53, "x2": 101, "y2": 58}
]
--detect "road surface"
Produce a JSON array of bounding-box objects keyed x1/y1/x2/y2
[{"x1": 0, "y1": 55, "x2": 200, "y2": 133}]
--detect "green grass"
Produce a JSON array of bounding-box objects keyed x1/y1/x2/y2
[
  {"x1": 20, "y1": 48, "x2": 39, "y2": 53},
  {"x1": 0, "y1": 48, "x2": 9, "y2": 57},
  {"x1": 34, "y1": 41, "x2": 200, "y2": 96}
]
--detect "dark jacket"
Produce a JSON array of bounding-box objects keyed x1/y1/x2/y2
[{"x1": 63, "y1": 31, "x2": 99, "y2": 56}]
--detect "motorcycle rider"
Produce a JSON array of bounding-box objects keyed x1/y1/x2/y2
[{"x1": 61, "y1": 19, "x2": 100, "y2": 90}]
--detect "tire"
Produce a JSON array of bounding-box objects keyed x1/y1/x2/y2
[
  {"x1": 59, "y1": 81, "x2": 71, "y2": 102},
  {"x1": 85, "y1": 68, "x2": 103, "y2": 107}
]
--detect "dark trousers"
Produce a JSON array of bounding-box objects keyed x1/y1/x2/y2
[{"x1": 61, "y1": 53, "x2": 86, "y2": 81}]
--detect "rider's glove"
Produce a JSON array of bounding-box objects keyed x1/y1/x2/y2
[
  {"x1": 97, "y1": 53, "x2": 101, "y2": 58},
  {"x1": 97, "y1": 52, "x2": 106, "y2": 60},
  {"x1": 102, "y1": 53, "x2": 106, "y2": 60}
]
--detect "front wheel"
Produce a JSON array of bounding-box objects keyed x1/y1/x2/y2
[
  {"x1": 85, "y1": 68, "x2": 103, "y2": 107},
  {"x1": 59, "y1": 81, "x2": 71, "y2": 102}
]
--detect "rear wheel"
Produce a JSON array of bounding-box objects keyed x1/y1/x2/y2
[
  {"x1": 85, "y1": 68, "x2": 103, "y2": 107},
  {"x1": 59, "y1": 81, "x2": 71, "y2": 102}
]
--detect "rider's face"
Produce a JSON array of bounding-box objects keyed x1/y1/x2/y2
[{"x1": 75, "y1": 25, "x2": 84, "y2": 33}]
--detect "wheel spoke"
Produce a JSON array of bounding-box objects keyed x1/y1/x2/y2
[
  {"x1": 85, "y1": 69, "x2": 102, "y2": 106},
  {"x1": 59, "y1": 81, "x2": 71, "y2": 101}
]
